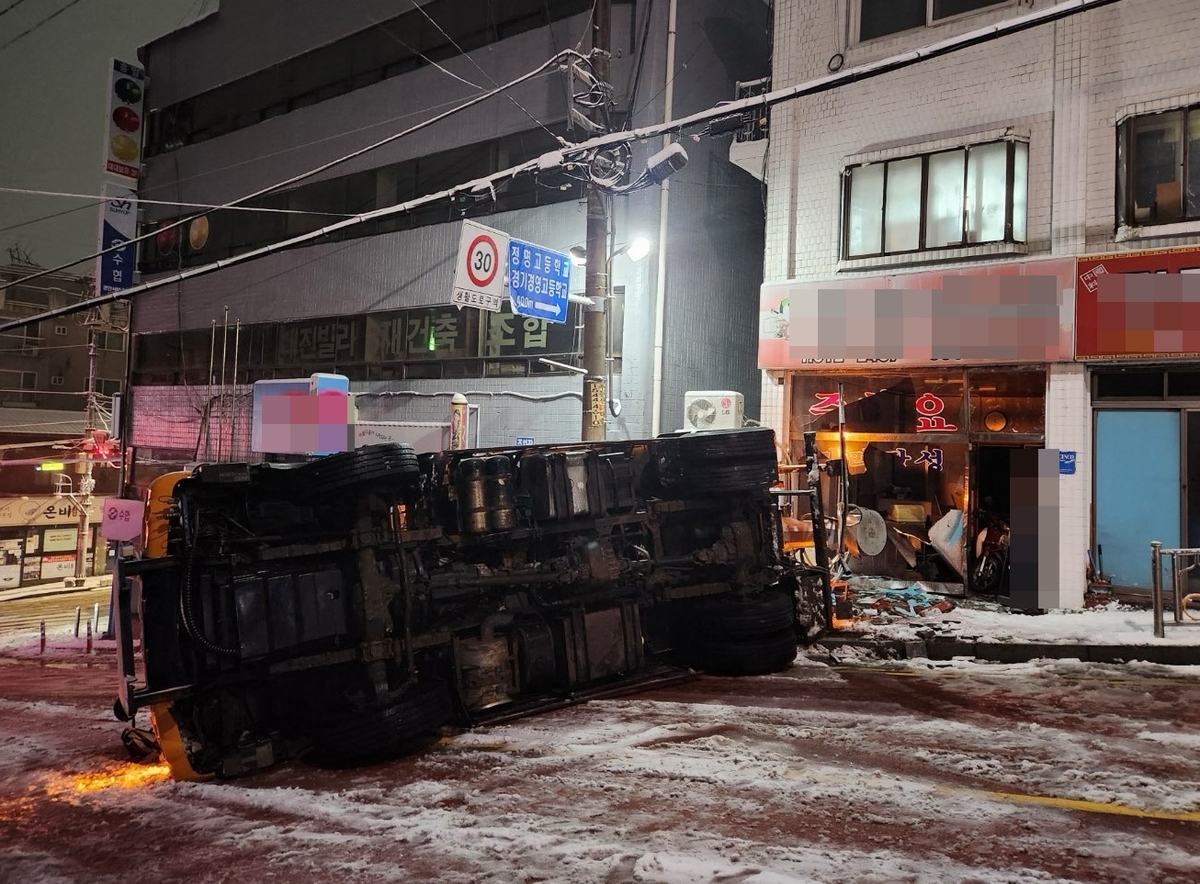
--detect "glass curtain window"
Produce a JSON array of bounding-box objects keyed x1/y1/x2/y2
[
  {"x1": 885, "y1": 157, "x2": 923, "y2": 252},
  {"x1": 1131, "y1": 111, "x2": 1183, "y2": 223},
  {"x1": 933, "y1": 0, "x2": 1005, "y2": 20},
  {"x1": 860, "y1": 0, "x2": 924, "y2": 41},
  {"x1": 925, "y1": 150, "x2": 965, "y2": 247},
  {"x1": 1012, "y1": 142, "x2": 1028, "y2": 242},
  {"x1": 1187, "y1": 110, "x2": 1200, "y2": 219},
  {"x1": 965, "y1": 141, "x2": 1008, "y2": 243},
  {"x1": 847, "y1": 164, "x2": 885, "y2": 256}
]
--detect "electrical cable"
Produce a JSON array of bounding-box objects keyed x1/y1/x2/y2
[
  {"x1": 0, "y1": 202, "x2": 90, "y2": 236},
  {"x1": 134, "y1": 90, "x2": 526, "y2": 198},
  {"x1": 0, "y1": 0, "x2": 30, "y2": 19},
  {"x1": 0, "y1": 186, "x2": 353, "y2": 216},
  {"x1": 0, "y1": 0, "x2": 1122, "y2": 333},
  {"x1": 1, "y1": 48, "x2": 591, "y2": 294},
  {"x1": 405, "y1": 0, "x2": 561, "y2": 143},
  {"x1": 622, "y1": 0, "x2": 655, "y2": 128},
  {"x1": 0, "y1": 0, "x2": 84, "y2": 51}
]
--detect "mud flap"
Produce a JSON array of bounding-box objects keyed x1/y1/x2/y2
[{"x1": 150, "y1": 703, "x2": 214, "y2": 782}]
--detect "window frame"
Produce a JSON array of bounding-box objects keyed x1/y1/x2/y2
[
  {"x1": 95, "y1": 379, "x2": 123, "y2": 398},
  {"x1": 855, "y1": 0, "x2": 1011, "y2": 43},
  {"x1": 841, "y1": 139, "x2": 1028, "y2": 260},
  {"x1": 0, "y1": 369, "x2": 37, "y2": 404},
  {"x1": 1117, "y1": 105, "x2": 1200, "y2": 229}
]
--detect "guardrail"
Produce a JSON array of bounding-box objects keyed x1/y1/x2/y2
[{"x1": 1149, "y1": 542, "x2": 1200, "y2": 638}]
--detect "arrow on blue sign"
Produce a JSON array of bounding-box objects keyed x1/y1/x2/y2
[{"x1": 508, "y1": 239, "x2": 570, "y2": 324}]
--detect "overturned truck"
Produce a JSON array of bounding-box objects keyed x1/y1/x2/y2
[{"x1": 113, "y1": 427, "x2": 827, "y2": 780}]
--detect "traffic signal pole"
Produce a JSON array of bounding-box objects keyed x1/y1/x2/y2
[
  {"x1": 74, "y1": 328, "x2": 98, "y2": 581},
  {"x1": 581, "y1": 0, "x2": 611, "y2": 441}
]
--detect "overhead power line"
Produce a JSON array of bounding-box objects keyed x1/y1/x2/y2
[
  {"x1": 0, "y1": 0, "x2": 32, "y2": 19},
  {"x1": 0, "y1": 0, "x2": 86, "y2": 51},
  {"x1": 0, "y1": 0, "x2": 1123, "y2": 335},
  {"x1": 0, "y1": 48, "x2": 592, "y2": 294},
  {"x1": 0, "y1": 186, "x2": 355, "y2": 216}
]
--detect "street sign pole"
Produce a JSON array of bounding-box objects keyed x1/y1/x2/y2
[{"x1": 582, "y1": 0, "x2": 611, "y2": 442}]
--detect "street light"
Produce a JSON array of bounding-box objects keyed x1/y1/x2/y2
[
  {"x1": 581, "y1": 141, "x2": 688, "y2": 441},
  {"x1": 570, "y1": 237, "x2": 651, "y2": 267},
  {"x1": 573, "y1": 237, "x2": 653, "y2": 423}
]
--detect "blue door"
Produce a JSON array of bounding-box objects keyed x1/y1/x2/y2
[{"x1": 1094, "y1": 410, "x2": 1180, "y2": 588}]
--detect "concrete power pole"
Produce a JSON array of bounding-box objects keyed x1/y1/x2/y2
[
  {"x1": 581, "y1": 0, "x2": 611, "y2": 441},
  {"x1": 74, "y1": 326, "x2": 98, "y2": 581}
]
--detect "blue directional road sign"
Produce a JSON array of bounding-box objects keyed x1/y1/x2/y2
[{"x1": 508, "y1": 239, "x2": 570, "y2": 324}]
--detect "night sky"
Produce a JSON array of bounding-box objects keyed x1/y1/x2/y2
[{"x1": 0, "y1": 0, "x2": 215, "y2": 273}]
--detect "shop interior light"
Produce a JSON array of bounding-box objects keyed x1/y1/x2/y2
[
  {"x1": 984, "y1": 411, "x2": 1008, "y2": 432},
  {"x1": 36, "y1": 462, "x2": 66, "y2": 472}
]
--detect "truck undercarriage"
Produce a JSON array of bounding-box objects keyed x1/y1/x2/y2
[{"x1": 113, "y1": 428, "x2": 828, "y2": 780}]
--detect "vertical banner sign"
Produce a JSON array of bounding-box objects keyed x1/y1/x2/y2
[
  {"x1": 103, "y1": 59, "x2": 146, "y2": 182},
  {"x1": 584, "y1": 378, "x2": 605, "y2": 430},
  {"x1": 450, "y1": 394, "x2": 470, "y2": 450},
  {"x1": 96, "y1": 185, "x2": 138, "y2": 295}
]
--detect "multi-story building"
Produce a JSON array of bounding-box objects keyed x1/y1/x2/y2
[
  {"x1": 758, "y1": 0, "x2": 1200, "y2": 608},
  {"x1": 0, "y1": 262, "x2": 124, "y2": 586},
  {"x1": 125, "y1": 0, "x2": 772, "y2": 484}
]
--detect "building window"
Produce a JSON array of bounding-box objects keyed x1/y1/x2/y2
[
  {"x1": 843, "y1": 139, "x2": 1028, "y2": 259},
  {"x1": 95, "y1": 379, "x2": 123, "y2": 398},
  {"x1": 1118, "y1": 106, "x2": 1200, "y2": 227},
  {"x1": 0, "y1": 370, "x2": 37, "y2": 405},
  {"x1": 54, "y1": 325, "x2": 68, "y2": 336},
  {"x1": 858, "y1": 0, "x2": 1008, "y2": 41},
  {"x1": 143, "y1": 0, "x2": 594, "y2": 156},
  {"x1": 95, "y1": 331, "x2": 125, "y2": 352}
]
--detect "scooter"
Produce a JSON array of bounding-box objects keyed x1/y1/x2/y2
[{"x1": 973, "y1": 510, "x2": 1010, "y2": 594}]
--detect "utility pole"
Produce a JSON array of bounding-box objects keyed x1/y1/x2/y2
[
  {"x1": 74, "y1": 325, "x2": 98, "y2": 581},
  {"x1": 581, "y1": 0, "x2": 611, "y2": 441}
]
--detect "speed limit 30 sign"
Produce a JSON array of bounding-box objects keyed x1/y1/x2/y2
[{"x1": 452, "y1": 220, "x2": 510, "y2": 312}]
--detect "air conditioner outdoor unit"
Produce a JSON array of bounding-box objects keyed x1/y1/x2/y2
[{"x1": 683, "y1": 390, "x2": 744, "y2": 431}]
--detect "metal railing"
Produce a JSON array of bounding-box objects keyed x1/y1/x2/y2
[{"x1": 1149, "y1": 542, "x2": 1200, "y2": 637}]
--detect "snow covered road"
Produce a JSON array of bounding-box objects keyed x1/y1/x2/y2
[{"x1": 2, "y1": 650, "x2": 1198, "y2": 884}]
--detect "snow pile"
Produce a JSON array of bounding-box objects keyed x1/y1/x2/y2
[{"x1": 848, "y1": 598, "x2": 1200, "y2": 647}]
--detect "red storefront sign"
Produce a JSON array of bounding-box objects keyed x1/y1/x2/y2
[
  {"x1": 759, "y1": 258, "x2": 1074, "y2": 369},
  {"x1": 1076, "y1": 246, "x2": 1200, "y2": 360}
]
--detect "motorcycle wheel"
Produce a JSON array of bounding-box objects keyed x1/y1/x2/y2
[{"x1": 974, "y1": 554, "x2": 1004, "y2": 594}]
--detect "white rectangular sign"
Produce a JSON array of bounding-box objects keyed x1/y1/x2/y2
[
  {"x1": 103, "y1": 59, "x2": 146, "y2": 182},
  {"x1": 96, "y1": 184, "x2": 138, "y2": 295},
  {"x1": 452, "y1": 220, "x2": 509, "y2": 312}
]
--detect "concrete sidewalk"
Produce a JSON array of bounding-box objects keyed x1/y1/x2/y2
[
  {"x1": 0, "y1": 575, "x2": 112, "y2": 604},
  {"x1": 817, "y1": 631, "x2": 1200, "y2": 666}
]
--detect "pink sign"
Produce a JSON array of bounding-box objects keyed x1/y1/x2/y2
[{"x1": 102, "y1": 498, "x2": 145, "y2": 541}]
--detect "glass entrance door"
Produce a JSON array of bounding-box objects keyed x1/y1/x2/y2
[{"x1": 1094, "y1": 410, "x2": 1180, "y2": 589}]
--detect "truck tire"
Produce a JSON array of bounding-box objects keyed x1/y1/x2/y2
[
  {"x1": 298, "y1": 444, "x2": 420, "y2": 498},
  {"x1": 308, "y1": 680, "x2": 453, "y2": 765},
  {"x1": 690, "y1": 589, "x2": 795, "y2": 641},
  {"x1": 653, "y1": 428, "x2": 778, "y2": 493},
  {"x1": 688, "y1": 631, "x2": 798, "y2": 676}
]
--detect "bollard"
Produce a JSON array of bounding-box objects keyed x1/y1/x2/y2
[
  {"x1": 73, "y1": 606, "x2": 82, "y2": 638},
  {"x1": 92, "y1": 603, "x2": 100, "y2": 638},
  {"x1": 450, "y1": 393, "x2": 469, "y2": 450},
  {"x1": 40, "y1": 620, "x2": 46, "y2": 654},
  {"x1": 86, "y1": 621, "x2": 93, "y2": 655},
  {"x1": 1151, "y1": 541, "x2": 1164, "y2": 638}
]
